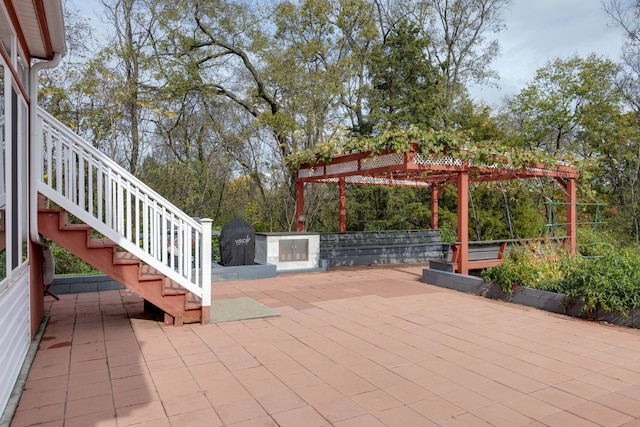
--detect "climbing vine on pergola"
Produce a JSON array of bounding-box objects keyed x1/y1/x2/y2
[{"x1": 288, "y1": 127, "x2": 580, "y2": 275}]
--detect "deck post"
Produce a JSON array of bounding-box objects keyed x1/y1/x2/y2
[
  {"x1": 200, "y1": 218, "x2": 212, "y2": 324},
  {"x1": 296, "y1": 181, "x2": 305, "y2": 232},
  {"x1": 457, "y1": 172, "x2": 469, "y2": 275},
  {"x1": 566, "y1": 178, "x2": 577, "y2": 254},
  {"x1": 431, "y1": 185, "x2": 439, "y2": 230},
  {"x1": 339, "y1": 177, "x2": 347, "y2": 232}
]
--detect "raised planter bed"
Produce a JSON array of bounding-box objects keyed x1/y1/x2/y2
[
  {"x1": 320, "y1": 230, "x2": 446, "y2": 267},
  {"x1": 422, "y1": 266, "x2": 640, "y2": 328},
  {"x1": 211, "y1": 261, "x2": 277, "y2": 281}
]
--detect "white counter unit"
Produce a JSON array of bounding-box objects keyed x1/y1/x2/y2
[{"x1": 255, "y1": 232, "x2": 320, "y2": 272}]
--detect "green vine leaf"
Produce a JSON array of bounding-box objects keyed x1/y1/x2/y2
[{"x1": 286, "y1": 125, "x2": 573, "y2": 172}]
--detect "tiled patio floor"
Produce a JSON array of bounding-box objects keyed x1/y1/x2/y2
[{"x1": 10, "y1": 264, "x2": 640, "y2": 426}]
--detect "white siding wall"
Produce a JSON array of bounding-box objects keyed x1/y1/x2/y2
[{"x1": 0, "y1": 266, "x2": 30, "y2": 414}]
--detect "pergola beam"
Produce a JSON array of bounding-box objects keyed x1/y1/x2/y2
[
  {"x1": 339, "y1": 177, "x2": 347, "y2": 232},
  {"x1": 457, "y1": 171, "x2": 470, "y2": 275}
]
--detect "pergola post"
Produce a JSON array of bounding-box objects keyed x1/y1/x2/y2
[
  {"x1": 431, "y1": 185, "x2": 439, "y2": 230},
  {"x1": 457, "y1": 172, "x2": 469, "y2": 275},
  {"x1": 339, "y1": 177, "x2": 347, "y2": 233},
  {"x1": 566, "y1": 177, "x2": 577, "y2": 254},
  {"x1": 296, "y1": 181, "x2": 305, "y2": 232}
]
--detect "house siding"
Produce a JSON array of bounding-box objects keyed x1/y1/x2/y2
[{"x1": 0, "y1": 266, "x2": 30, "y2": 414}]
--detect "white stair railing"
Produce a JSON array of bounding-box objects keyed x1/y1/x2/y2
[{"x1": 35, "y1": 108, "x2": 211, "y2": 307}]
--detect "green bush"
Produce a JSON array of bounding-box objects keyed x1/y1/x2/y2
[
  {"x1": 50, "y1": 243, "x2": 98, "y2": 275},
  {"x1": 556, "y1": 248, "x2": 640, "y2": 317},
  {"x1": 482, "y1": 245, "x2": 640, "y2": 318},
  {"x1": 481, "y1": 243, "x2": 576, "y2": 293}
]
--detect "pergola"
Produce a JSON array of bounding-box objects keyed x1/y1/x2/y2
[{"x1": 294, "y1": 143, "x2": 580, "y2": 275}]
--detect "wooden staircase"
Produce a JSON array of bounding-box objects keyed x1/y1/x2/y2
[{"x1": 38, "y1": 209, "x2": 206, "y2": 325}]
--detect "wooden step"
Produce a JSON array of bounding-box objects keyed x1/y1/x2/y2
[
  {"x1": 88, "y1": 238, "x2": 118, "y2": 249},
  {"x1": 113, "y1": 251, "x2": 141, "y2": 265},
  {"x1": 38, "y1": 208, "x2": 203, "y2": 325}
]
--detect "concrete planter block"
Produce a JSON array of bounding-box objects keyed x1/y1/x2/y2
[
  {"x1": 423, "y1": 268, "x2": 490, "y2": 295},
  {"x1": 422, "y1": 267, "x2": 640, "y2": 329},
  {"x1": 50, "y1": 274, "x2": 124, "y2": 294},
  {"x1": 428, "y1": 260, "x2": 454, "y2": 272},
  {"x1": 594, "y1": 308, "x2": 640, "y2": 328},
  {"x1": 565, "y1": 300, "x2": 586, "y2": 318},
  {"x1": 512, "y1": 286, "x2": 566, "y2": 314},
  {"x1": 481, "y1": 282, "x2": 511, "y2": 301},
  {"x1": 211, "y1": 262, "x2": 277, "y2": 282}
]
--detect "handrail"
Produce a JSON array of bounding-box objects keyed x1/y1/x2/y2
[{"x1": 35, "y1": 107, "x2": 211, "y2": 305}]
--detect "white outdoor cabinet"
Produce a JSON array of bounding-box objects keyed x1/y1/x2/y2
[{"x1": 255, "y1": 232, "x2": 320, "y2": 272}]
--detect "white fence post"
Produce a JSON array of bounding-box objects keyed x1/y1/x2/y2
[{"x1": 200, "y1": 218, "x2": 213, "y2": 313}]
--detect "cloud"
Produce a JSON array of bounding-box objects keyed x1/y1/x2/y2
[{"x1": 471, "y1": 0, "x2": 626, "y2": 107}]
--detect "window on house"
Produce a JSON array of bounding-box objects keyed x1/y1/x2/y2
[
  {"x1": 0, "y1": 12, "x2": 11, "y2": 61},
  {"x1": 8, "y1": 85, "x2": 27, "y2": 270},
  {"x1": 0, "y1": 65, "x2": 6, "y2": 281}
]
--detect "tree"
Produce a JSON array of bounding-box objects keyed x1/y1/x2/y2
[
  {"x1": 101, "y1": 0, "x2": 159, "y2": 175},
  {"x1": 603, "y1": 0, "x2": 640, "y2": 243},
  {"x1": 40, "y1": 0, "x2": 514, "y2": 234},
  {"x1": 421, "y1": 0, "x2": 510, "y2": 116},
  {"x1": 587, "y1": 112, "x2": 640, "y2": 244},
  {"x1": 504, "y1": 55, "x2": 622, "y2": 155},
  {"x1": 40, "y1": 0, "x2": 159, "y2": 175},
  {"x1": 365, "y1": 18, "x2": 442, "y2": 132}
]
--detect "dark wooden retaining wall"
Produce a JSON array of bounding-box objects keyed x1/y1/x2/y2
[{"x1": 320, "y1": 230, "x2": 446, "y2": 267}]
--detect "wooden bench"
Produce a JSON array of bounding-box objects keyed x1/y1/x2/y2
[
  {"x1": 449, "y1": 240, "x2": 509, "y2": 272},
  {"x1": 440, "y1": 237, "x2": 569, "y2": 273}
]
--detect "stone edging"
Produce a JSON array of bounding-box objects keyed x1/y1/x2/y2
[{"x1": 422, "y1": 268, "x2": 640, "y2": 329}]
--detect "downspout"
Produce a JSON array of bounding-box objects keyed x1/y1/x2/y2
[{"x1": 29, "y1": 54, "x2": 62, "y2": 246}]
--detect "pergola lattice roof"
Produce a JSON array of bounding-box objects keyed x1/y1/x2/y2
[{"x1": 296, "y1": 143, "x2": 579, "y2": 187}]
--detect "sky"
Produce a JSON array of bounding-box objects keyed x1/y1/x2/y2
[
  {"x1": 471, "y1": 0, "x2": 627, "y2": 107},
  {"x1": 72, "y1": 0, "x2": 627, "y2": 109}
]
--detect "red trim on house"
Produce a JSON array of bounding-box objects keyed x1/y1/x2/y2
[
  {"x1": 33, "y1": 0, "x2": 53, "y2": 59},
  {"x1": 3, "y1": 0, "x2": 31, "y2": 59},
  {"x1": 0, "y1": 41, "x2": 30, "y2": 102}
]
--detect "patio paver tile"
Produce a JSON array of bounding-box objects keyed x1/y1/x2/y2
[
  {"x1": 271, "y1": 405, "x2": 328, "y2": 427},
  {"x1": 113, "y1": 385, "x2": 160, "y2": 409},
  {"x1": 350, "y1": 389, "x2": 404, "y2": 413},
  {"x1": 66, "y1": 379, "x2": 112, "y2": 401},
  {"x1": 212, "y1": 398, "x2": 267, "y2": 425},
  {"x1": 313, "y1": 396, "x2": 367, "y2": 424},
  {"x1": 595, "y1": 392, "x2": 640, "y2": 418},
  {"x1": 64, "y1": 411, "x2": 117, "y2": 427},
  {"x1": 537, "y1": 409, "x2": 602, "y2": 427},
  {"x1": 471, "y1": 403, "x2": 534, "y2": 427},
  {"x1": 409, "y1": 395, "x2": 466, "y2": 424},
  {"x1": 162, "y1": 391, "x2": 211, "y2": 417},
  {"x1": 168, "y1": 408, "x2": 223, "y2": 427},
  {"x1": 567, "y1": 400, "x2": 634, "y2": 426},
  {"x1": 374, "y1": 404, "x2": 436, "y2": 427},
  {"x1": 114, "y1": 400, "x2": 167, "y2": 426},
  {"x1": 333, "y1": 413, "x2": 387, "y2": 427},
  {"x1": 253, "y1": 390, "x2": 307, "y2": 414},
  {"x1": 10, "y1": 403, "x2": 65, "y2": 427},
  {"x1": 63, "y1": 395, "x2": 113, "y2": 420}
]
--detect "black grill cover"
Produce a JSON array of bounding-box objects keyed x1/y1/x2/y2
[{"x1": 219, "y1": 218, "x2": 255, "y2": 266}]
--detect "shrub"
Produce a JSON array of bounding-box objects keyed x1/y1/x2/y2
[
  {"x1": 50, "y1": 243, "x2": 98, "y2": 275},
  {"x1": 482, "y1": 244, "x2": 640, "y2": 318},
  {"x1": 556, "y1": 248, "x2": 640, "y2": 317},
  {"x1": 481, "y1": 242, "x2": 573, "y2": 293}
]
